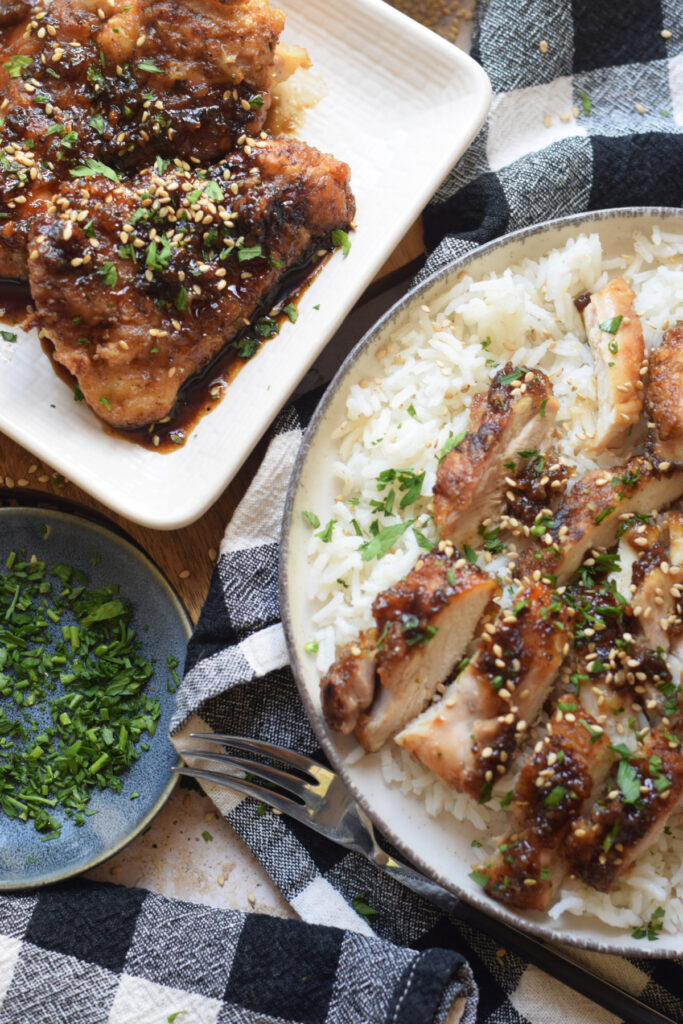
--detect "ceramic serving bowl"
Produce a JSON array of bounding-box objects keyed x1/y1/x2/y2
[{"x1": 281, "y1": 207, "x2": 683, "y2": 957}]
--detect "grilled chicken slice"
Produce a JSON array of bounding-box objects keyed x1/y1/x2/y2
[
  {"x1": 320, "y1": 631, "x2": 377, "y2": 735},
  {"x1": 28, "y1": 138, "x2": 355, "y2": 429},
  {"x1": 353, "y1": 551, "x2": 497, "y2": 752},
  {"x1": 565, "y1": 730, "x2": 683, "y2": 892},
  {"x1": 433, "y1": 365, "x2": 558, "y2": 547},
  {"x1": 580, "y1": 278, "x2": 645, "y2": 452},
  {"x1": 519, "y1": 458, "x2": 683, "y2": 585},
  {"x1": 479, "y1": 709, "x2": 612, "y2": 910},
  {"x1": 646, "y1": 325, "x2": 683, "y2": 461},
  {"x1": 396, "y1": 583, "x2": 568, "y2": 800},
  {"x1": 0, "y1": 0, "x2": 302, "y2": 276},
  {"x1": 625, "y1": 517, "x2": 683, "y2": 652}
]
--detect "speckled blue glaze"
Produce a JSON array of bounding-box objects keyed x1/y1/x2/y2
[{"x1": 0, "y1": 507, "x2": 191, "y2": 890}]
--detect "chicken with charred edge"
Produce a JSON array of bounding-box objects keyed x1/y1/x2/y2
[
  {"x1": 320, "y1": 549, "x2": 497, "y2": 752},
  {"x1": 433, "y1": 364, "x2": 558, "y2": 548},
  {"x1": 0, "y1": 0, "x2": 304, "y2": 277},
  {"x1": 565, "y1": 730, "x2": 683, "y2": 892},
  {"x1": 396, "y1": 582, "x2": 568, "y2": 800},
  {"x1": 518, "y1": 457, "x2": 683, "y2": 585},
  {"x1": 28, "y1": 138, "x2": 355, "y2": 429},
  {"x1": 478, "y1": 711, "x2": 612, "y2": 910},
  {"x1": 646, "y1": 325, "x2": 683, "y2": 463}
]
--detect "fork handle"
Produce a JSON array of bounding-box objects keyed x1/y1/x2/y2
[{"x1": 371, "y1": 851, "x2": 677, "y2": 1024}]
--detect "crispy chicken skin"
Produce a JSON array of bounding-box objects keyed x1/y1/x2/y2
[
  {"x1": 0, "y1": 0, "x2": 300, "y2": 276},
  {"x1": 565, "y1": 730, "x2": 683, "y2": 892},
  {"x1": 434, "y1": 364, "x2": 558, "y2": 547},
  {"x1": 28, "y1": 138, "x2": 355, "y2": 428},
  {"x1": 646, "y1": 326, "x2": 683, "y2": 460},
  {"x1": 519, "y1": 457, "x2": 683, "y2": 585},
  {"x1": 352, "y1": 552, "x2": 497, "y2": 752},
  {"x1": 320, "y1": 631, "x2": 376, "y2": 735},
  {"x1": 480, "y1": 711, "x2": 612, "y2": 910},
  {"x1": 396, "y1": 583, "x2": 568, "y2": 800},
  {"x1": 581, "y1": 278, "x2": 645, "y2": 452}
]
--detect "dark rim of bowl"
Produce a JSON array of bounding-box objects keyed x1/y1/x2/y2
[
  {"x1": 0, "y1": 505, "x2": 192, "y2": 890},
  {"x1": 279, "y1": 205, "x2": 683, "y2": 958}
]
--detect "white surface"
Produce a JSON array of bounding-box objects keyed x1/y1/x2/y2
[
  {"x1": 0, "y1": 0, "x2": 491, "y2": 530},
  {"x1": 284, "y1": 208, "x2": 683, "y2": 958}
]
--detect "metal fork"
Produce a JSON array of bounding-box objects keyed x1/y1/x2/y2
[{"x1": 173, "y1": 734, "x2": 676, "y2": 1024}]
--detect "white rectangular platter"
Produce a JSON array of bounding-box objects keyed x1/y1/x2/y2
[{"x1": 0, "y1": 0, "x2": 491, "y2": 529}]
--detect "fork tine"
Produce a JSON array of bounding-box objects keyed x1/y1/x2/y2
[
  {"x1": 171, "y1": 765, "x2": 306, "y2": 819},
  {"x1": 189, "y1": 733, "x2": 324, "y2": 777},
  {"x1": 178, "y1": 748, "x2": 314, "y2": 802}
]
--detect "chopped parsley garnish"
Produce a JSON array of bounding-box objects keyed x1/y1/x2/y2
[
  {"x1": 412, "y1": 527, "x2": 434, "y2": 552},
  {"x1": 73, "y1": 384, "x2": 84, "y2": 402},
  {"x1": 469, "y1": 869, "x2": 490, "y2": 887},
  {"x1": 238, "y1": 244, "x2": 262, "y2": 262},
  {"x1": 249, "y1": 94, "x2": 265, "y2": 109},
  {"x1": 98, "y1": 261, "x2": 117, "y2": 288},
  {"x1": 315, "y1": 519, "x2": 336, "y2": 543},
  {"x1": 632, "y1": 907, "x2": 665, "y2": 941},
  {"x1": 138, "y1": 60, "x2": 163, "y2": 73},
  {"x1": 594, "y1": 506, "x2": 614, "y2": 525},
  {"x1": 437, "y1": 430, "x2": 467, "y2": 463},
  {"x1": 617, "y1": 759, "x2": 640, "y2": 804},
  {"x1": 3, "y1": 54, "x2": 32, "y2": 78},
  {"x1": 599, "y1": 315, "x2": 623, "y2": 334},
  {"x1": 70, "y1": 158, "x2": 120, "y2": 183},
  {"x1": 0, "y1": 330, "x2": 17, "y2": 343},
  {"x1": 98, "y1": 396, "x2": 112, "y2": 411},
  {"x1": 303, "y1": 641, "x2": 319, "y2": 654},
  {"x1": 175, "y1": 286, "x2": 188, "y2": 312},
  {"x1": 88, "y1": 115, "x2": 106, "y2": 135},
  {"x1": 544, "y1": 785, "x2": 567, "y2": 807},
  {"x1": 204, "y1": 180, "x2": 225, "y2": 203},
  {"x1": 201, "y1": 830, "x2": 213, "y2": 842},
  {"x1": 352, "y1": 894, "x2": 379, "y2": 919},
  {"x1": 580, "y1": 91, "x2": 592, "y2": 115},
  {"x1": 463, "y1": 544, "x2": 477, "y2": 565},
  {"x1": 284, "y1": 303, "x2": 298, "y2": 323},
  {"x1": 331, "y1": 229, "x2": 351, "y2": 257},
  {"x1": 302, "y1": 510, "x2": 320, "y2": 529},
  {"x1": 359, "y1": 519, "x2": 414, "y2": 561},
  {"x1": 498, "y1": 368, "x2": 524, "y2": 385}
]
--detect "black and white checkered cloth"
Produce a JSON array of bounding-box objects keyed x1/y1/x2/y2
[{"x1": 3, "y1": 1, "x2": 683, "y2": 1021}]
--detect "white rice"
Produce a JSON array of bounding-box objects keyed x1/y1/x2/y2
[{"x1": 305, "y1": 228, "x2": 683, "y2": 936}]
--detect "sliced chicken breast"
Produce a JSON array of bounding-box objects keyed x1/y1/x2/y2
[
  {"x1": 320, "y1": 631, "x2": 377, "y2": 735},
  {"x1": 478, "y1": 709, "x2": 612, "y2": 910},
  {"x1": 646, "y1": 325, "x2": 683, "y2": 461},
  {"x1": 395, "y1": 583, "x2": 568, "y2": 801},
  {"x1": 565, "y1": 730, "x2": 683, "y2": 892},
  {"x1": 581, "y1": 277, "x2": 645, "y2": 452},
  {"x1": 433, "y1": 364, "x2": 558, "y2": 547},
  {"x1": 519, "y1": 458, "x2": 683, "y2": 585},
  {"x1": 353, "y1": 551, "x2": 497, "y2": 752}
]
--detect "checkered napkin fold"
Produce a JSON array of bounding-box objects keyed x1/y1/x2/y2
[{"x1": 3, "y1": 0, "x2": 683, "y2": 1022}]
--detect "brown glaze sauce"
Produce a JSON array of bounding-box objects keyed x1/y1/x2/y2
[
  {"x1": 574, "y1": 291, "x2": 591, "y2": 314},
  {"x1": 39, "y1": 247, "x2": 328, "y2": 453},
  {"x1": 0, "y1": 278, "x2": 32, "y2": 326}
]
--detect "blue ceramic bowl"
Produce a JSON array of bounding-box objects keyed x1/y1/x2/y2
[{"x1": 0, "y1": 507, "x2": 191, "y2": 889}]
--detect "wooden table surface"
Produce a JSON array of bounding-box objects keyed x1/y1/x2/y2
[{"x1": 0, "y1": 218, "x2": 425, "y2": 624}]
